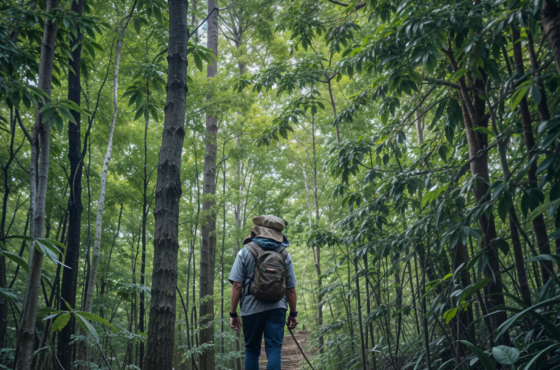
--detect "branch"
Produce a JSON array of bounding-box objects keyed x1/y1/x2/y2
[
  {"x1": 326, "y1": 0, "x2": 366, "y2": 10},
  {"x1": 423, "y1": 78, "x2": 460, "y2": 90},
  {"x1": 15, "y1": 110, "x2": 31, "y2": 144},
  {"x1": 190, "y1": 7, "x2": 220, "y2": 40}
]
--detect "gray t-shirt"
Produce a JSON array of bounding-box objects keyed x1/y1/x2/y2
[{"x1": 228, "y1": 246, "x2": 297, "y2": 317}]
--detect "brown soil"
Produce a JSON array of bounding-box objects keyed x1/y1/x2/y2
[{"x1": 258, "y1": 330, "x2": 310, "y2": 369}]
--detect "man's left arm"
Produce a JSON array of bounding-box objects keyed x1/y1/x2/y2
[
  {"x1": 228, "y1": 249, "x2": 245, "y2": 332},
  {"x1": 286, "y1": 287, "x2": 298, "y2": 329},
  {"x1": 285, "y1": 253, "x2": 298, "y2": 329}
]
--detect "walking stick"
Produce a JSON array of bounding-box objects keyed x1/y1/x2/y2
[{"x1": 287, "y1": 325, "x2": 316, "y2": 370}]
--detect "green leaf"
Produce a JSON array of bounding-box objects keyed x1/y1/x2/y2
[
  {"x1": 531, "y1": 85, "x2": 541, "y2": 105},
  {"x1": 472, "y1": 126, "x2": 494, "y2": 136},
  {"x1": 510, "y1": 85, "x2": 530, "y2": 111},
  {"x1": 50, "y1": 313, "x2": 71, "y2": 332},
  {"x1": 497, "y1": 296, "x2": 560, "y2": 342},
  {"x1": 35, "y1": 240, "x2": 59, "y2": 265},
  {"x1": 492, "y1": 345, "x2": 519, "y2": 366},
  {"x1": 0, "y1": 249, "x2": 29, "y2": 272},
  {"x1": 442, "y1": 307, "x2": 458, "y2": 324},
  {"x1": 451, "y1": 68, "x2": 467, "y2": 83},
  {"x1": 0, "y1": 287, "x2": 20, "y2": 303},
  {"x1": 3, "y1": 235, "x2": 34, "y2": 242},
  {"x1": 528, "y1": 198, "x2": 560, "y2": 222},
  {"x1": 75, "y1": 313, "x2": 99, "y2": 343},
  {"x1": 38, "y1": 307, "x2": 60, "y2": 317},
  {"x1": 76, "y1": 311, "x2": 117, "y2": 333},
  {"x1": 498, "y1": 194, "x2": 511, "y2": 223},
  {"x1": 458, "y1": 340, "x2": 496, "y2": 370},
  {"x1": 522, "y1": 344, "x2": 559, "y2": 370}
]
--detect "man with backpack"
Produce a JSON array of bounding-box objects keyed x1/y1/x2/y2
[{"x1": 229, "y1": 215, "x2": 298, "y2": 370}]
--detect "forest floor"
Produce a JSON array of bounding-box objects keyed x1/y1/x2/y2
[{"x1": 257, "y1": 330, "x2": 310, "y2": 369}]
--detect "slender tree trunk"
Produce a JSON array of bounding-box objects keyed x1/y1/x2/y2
[
  {"x1": 486, "y1": 82, "x2": 533, "y2": 308},
  {"x1": 144, "y1": 0, "x2": 188, "y2": 368},
  {"x1": 452, "y1": 241, "x2": 475, "y2": 349},
  {"x1": 363, "y1": 254, "x2": 376, "y2": 370},
  {"x1": 394, "y1": 262, "x2": 405, "y2": 357},
  {"x1": 199, "y1": 1, "x2": 219, "y2": 368},
  {"x1": 15, "y1": 1, "x2": 60, "y2": 368},
  {"x1": 58, "y1": 0, "x2": 85, "y2": 366},
  {"x1": 542, "y1": 0, "x2": 560, "y2": 76},
  {"x1": 0, "y1": 109, "x2": 17, "y2": 349},
  {"x1": 220, "y1": 146, "x2": 227, "y2": 356},
  {"x1": 511, "y1": 26, "x2": 552, "y2": 283},
  {"x1": 446, "y1": 49, "x2": 511, "y2": 344},
  {"x1": 354, "y1": 258, "x2": 367, "y2": 370},
  {"x1": 139, "y1": 85, "x2": 150, "y2": 370},
  {"x1": 79, "y1": 19, "x2": 132, "y2": 365},
  {"x1": 420, "y1": 244, "x2": 431, "y2": 370}
]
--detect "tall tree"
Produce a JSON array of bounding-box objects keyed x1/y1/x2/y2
[
  {"x1": 143, "y1": 0, "x2": 189, "y2": 368},
  {"x1": 542, "y1": 0, "x2": 560, "y2": 76},
  {"x1": 199, "y1": 0, "x2": 219, "y2": 368},
  {"x1": 14, "y1": 0, "x2": 60, "y2": 368},
  {"x1": 58, "y1": 0, "x2": 85, "y2": 366},
  {"x1": 79, "y1": 3, "x2": 136, "y2": 365}
]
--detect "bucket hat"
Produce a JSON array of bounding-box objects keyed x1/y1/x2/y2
[{"x1": 249, "y1": 215, "x2": 285, "y2": 243}]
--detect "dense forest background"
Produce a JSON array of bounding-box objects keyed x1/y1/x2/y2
[{"x1": 2, "y1": 0, "x2": 560, "y2": 369}]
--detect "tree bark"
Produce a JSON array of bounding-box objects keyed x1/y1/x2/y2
[
  {"x1": 452, "y1": 241, "x2": 476, "y2": 350},
  {"x1": 446, "y1": 48, "x2": 511, "y2": 344},
  {"x1": 139, "y1": 94, "x2": 149, "y2": 370},
  {"x1": 511, "y1": 26, "x2": 553, "y2": 283},
  {"x1": 143, "y1": 0, "x2": 188, "y2": 368},
  {"x1": 14, "y1": 0, "x2": 60, "y2": 368},
  {"x1": 0, "y1": 109, "x2": 18, "y2": 349},
  {"x1": 354, "y1": 258, "x2": 367, "y2": 370},
  {"x1": 542, "y1": 0, "x2": 560, "y2": 76},
  {"x1": 485, "y1": 77, "x2": 533, "y2": 308},
  {"x1": 199, "y1": 1, "x2": 219, "y2": 368},
  {"x1": 58, "y1": 0, "x2": 85, "y2": 366}
]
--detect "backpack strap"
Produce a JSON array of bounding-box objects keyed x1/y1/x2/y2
[
  {"x1": 245, "y1": 242, "x2": 288, "y2": 261},
  {"x1": 244, "y1": 242, "x2": 263, "y2": 261},
  {"x1": 273, "y1": 246, "x2": 289, "y2": 260}
]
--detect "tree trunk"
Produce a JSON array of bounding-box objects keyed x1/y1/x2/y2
[
  {"x1": 220, "y1": 144, "x2": 227, "y2": 356},
  {"x1": 511, "y1": 26, "x2": 552, "y2": 283},
  {"x1": 542, "y1": 0, "x2": 560, "y2": 76},
  {"x1": 447, "y1": 50, "x2": 511, "y2": 344},
  {"x1": 58, "y1": 0, "x2": 85, "y2": 366},
  {"x1": 79, "y1": 23, "x2": 129, "y2": 366},
  {"x1": 139, "y1": 81, "x2": 150, "y2": 370},
  {"x1": 354, "y1": 258, "x2": 367, "y2": 370},
  {"x1": 143, "y1": 0, "x2": 188, "y2": 368},
  {"x1": 0, "y1": 109, "x2": 17, "y2": 349},
  {"x1": 199, "y1": 1, "x2": 219, "y2": 368},
  {"x1": 486, "y1": 79, "x2": 533, "y2": 308},
  {"x1": 452, "y1": 241, "x2": 475, "y2": 351},
  {"x1": 15, "y1": 1, "x2": 60, "y2": 368},
  {"x1": 363, "y1": 254, "x2": 377, "y2": 370}
]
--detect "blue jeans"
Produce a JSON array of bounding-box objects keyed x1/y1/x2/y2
[{"x1": 242, "y1": 308, "x2": 286, "y2": 370}]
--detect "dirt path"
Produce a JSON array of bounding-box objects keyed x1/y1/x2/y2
[{"x1": 258, "y1": 330, "x2": 310, "y2": 369}]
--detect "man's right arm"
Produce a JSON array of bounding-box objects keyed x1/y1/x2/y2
[
  {"x1": 229, "y1": 282, "x2": 243, "y2": 332},
  {"x1": 230, "y1": 282, "x2": 243, "y2": 314}
]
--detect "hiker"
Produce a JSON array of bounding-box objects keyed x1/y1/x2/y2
[{"x1": 229, "y1": 215, "x2": 298, "y2": 370}]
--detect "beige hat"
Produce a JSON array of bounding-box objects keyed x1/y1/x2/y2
[{"x1": 250, "y1": 215, "x2": 285, "y2": 243}]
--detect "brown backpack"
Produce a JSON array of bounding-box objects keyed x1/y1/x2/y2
[{"x1": 245, "y1": 242, "x2": 288, "y2": 302}]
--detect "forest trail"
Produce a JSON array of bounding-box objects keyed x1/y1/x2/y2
[{"x1": 258, "y1": 330, "x2": 310, "y2": 369}]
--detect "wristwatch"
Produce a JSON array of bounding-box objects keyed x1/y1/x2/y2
[
  {"x1": 289, "y1": 311, "x2": 298, "y2": 317},
  {"x1": 230, "y1": 311, "x2": 239, "y2": 318}
]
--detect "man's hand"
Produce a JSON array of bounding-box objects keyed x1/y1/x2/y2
[
  {"x1": 230, "y1": 317, "x2": 241, "y2": 332},
  {"x1": 287, "y1": 315, "x2": 298, "y2": 330}
]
